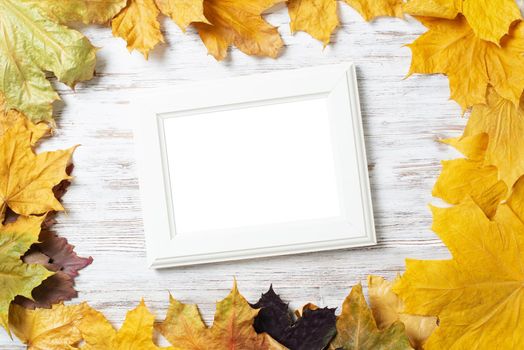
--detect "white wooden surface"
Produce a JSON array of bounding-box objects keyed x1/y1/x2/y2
[{"x1": 1, "y1": 5, "x2": 467, "y2": 348}]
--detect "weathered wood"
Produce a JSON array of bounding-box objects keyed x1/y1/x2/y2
[{"x1": 1, "y1": 6, "x2": 466, "y2": 348}]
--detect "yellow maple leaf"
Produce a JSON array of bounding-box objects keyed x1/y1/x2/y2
[
  {"x1": 288, "y1": 0, "x2": 339, "y2": 45},
  {"x1": 0, "y1": 118, "x2": 76, "y2": 221},
  {"x1": 0, "y1": 94, "x2": 49, "y2": 146},
  {"x1": 462, "y1": 88, "x2": 524, "y2": 189},
  {"x1": 112, "y1": 300, "x2": 167, "y2": 350},
  {"x1": 407, "y1": 16, "x2": 524, "y2": 110},
  {"x1": 111, "y1": 0, "x2": 210, "y2": 57},
  {"x1": 157, "y1": 282, "x2": 286, "y2": 349},
  {"x1": 368, "y1": 275, "x2": 437, "y2": 350},
  {"x1": 394, "y1": 176, "x2": 524, "y2": 349},
  {"x1": 22, "y1": 0, "x2": 127, "y2": 24},
  {"x1": 403, "y1": 0, "x2": 521, "y2": 44},
  {"x1": 75, "y1": 306, "x2": 116, "y2": 350},
  {"x1": 287, "y1": 0, "x2": 401, "y2": 45},
  {"x1": 77, "y1": 300, "x2": 170, "y2": 349},
  {"x1": 404, "y1": 0, "x2": 459, "y2": 18},
  {"x1": 10, "y1": 301, "x2": 171, "y2": 349},
  {"x1": 111, "y1": 0, "x2": 283, "y2": 60},
  {"x1": 155, "y1": 296, "x2": 208, "y2": 348},
  {"x1": 1, "y1": 216, "x2": 54, "y2": 333},
  {"x1": 329, "y1": 283, "x2": 412, "y2": 350},
  {"x1": 345, "y1": 0, "x2": 403, "y2": 21},
  {"x1": 9, "y1": 303, "x2": 89, "y2": 349},
  {"x1": 194, "y1": 0, "x2": 284, "y2": 60},
  {"x1": 112, "y1": 0, "x2": 165, "y2": 59},
  {"x1": 156, "y1": 0, "x2": 209, "y2": 31},
  {"x1": 433, "y1": 133, "x2": 507, "y2": 218}
]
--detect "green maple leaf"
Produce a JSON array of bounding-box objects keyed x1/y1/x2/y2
[
  {"x1": 21, "y1": 0, "x2": 127, "y2": 25},
  {"x1": 329, "y1": 284, "x2": 412, "y2": 350},
  {"x1": 0, "y1": 216, "x2": 53, "y2": 333},
  {"x1": 0, "y1": 0, "x2": 98, "y2": 122}
]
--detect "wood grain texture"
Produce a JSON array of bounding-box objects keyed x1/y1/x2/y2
[{"x1": 1, "y1": 5, "x2": 467, "y2": 348}]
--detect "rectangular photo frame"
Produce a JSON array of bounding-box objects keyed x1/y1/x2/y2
[{"x1": 134, "y1": 64, "x2": 376, "y2": 268}]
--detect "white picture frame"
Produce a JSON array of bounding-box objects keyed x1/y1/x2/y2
[{"x1": 133, "y1": 63, "x2": 376, "y2": 268}]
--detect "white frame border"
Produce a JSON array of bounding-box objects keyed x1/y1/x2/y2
[{"x1": 134, "y1": 63, "x2": 376, "y2": 268}]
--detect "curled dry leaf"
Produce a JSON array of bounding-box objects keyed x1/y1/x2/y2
[
  {"x1": 0, "y1": 118, "x2": 76, "y2": 221},
  {"x1": 407, "y1": 16, "x2": 524, "y2": 110},
  {"x1": 22, "y1": 0, "x2": 128, "y2": 24},
  {"x1": 0, "y1": 216, "x2": 53, "y2": 332},
  {"x1": 0, "y1": 0, "x2": 96, "y2": 122},
  {"x1": 368, "y1": 276, "x2": 437, "y2": 350},
  {"x1": 403, "y1": 0, "x2": 521, "y2": 44},
  {"x1": 329, "y1": 283, "x2": 412, "y2": 350},
  {"x1": 157, "y1": 282, "x2": 286, "y2": 349},
  {"x1": 9, "y1": 303, "x2": 89, "y2": 349},
  {"x1": 433, "y1": 133, "x2": 507, "y2": 218},
  {"x1": 16, "y1": 230, "x2": 93, "y2": 309},
  {"x1": 194, "y1": 0, "x2": 285, "y2": 60},
  {"x1": 463, "y1": 88, "x2": 524, "y2": 189},
  {"x1": 394, "y1": 177, "x2": 524, "y2": 349},
  {"x1": 30, "y1": 231, "x2": 93, "y2": 279},
  {"x1": 251, "y1": 286, "x2": 336, "y2": 350}
]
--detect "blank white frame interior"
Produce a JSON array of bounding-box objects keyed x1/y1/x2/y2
[{"x1": 134, "y1": 64, "x2": 376, "y2": 268}]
